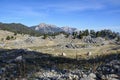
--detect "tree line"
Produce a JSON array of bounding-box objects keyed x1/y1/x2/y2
[{"x1": 72, "y1": 29, "x2": 120, "y2": 40}]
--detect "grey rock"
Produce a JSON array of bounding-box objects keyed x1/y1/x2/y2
[
  {"x1": 24, "y1": 37, "x2": 35, "y2": 43},
  {"x1": 88, "y1": 73, "x2": 96, "y2": 78},
  {"x1": 82, "y1": 36, "x2": 105, "y2": 44},
  {"x1": 0, "y1": 43, "x2": 5, "y2": 47}
]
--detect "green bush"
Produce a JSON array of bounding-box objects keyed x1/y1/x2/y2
[
  {"x1": 14, "y1": 32, "x2": 17, "y2": 36},
  {"x1": 43, "y1": 34, "x2": 48, "y2": 39},
  {"x1": 6, "y1": 36, "x2": 11, "y2": 40}
]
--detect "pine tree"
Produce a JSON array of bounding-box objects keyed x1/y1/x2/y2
[
  {"x1": 78, "y1": 31, "x2": 83, "y2": 39},
  {"x1": 96, "y1": 31, "x2": 101, "y2": 37},
  {"x1": 14, "y1": 32, "x2": 17, "y2": 36},
  {"x1": 72, "y1": 32, "x2": 78, "y2": 39},
  {"x1": 90, "y1": 30, "x2": 96, "y2": 37},
  {"x1": 43, "y1": 34, "x2": 48, "y2": 39},
  {"x1": 117, "y1": 36, "x2": 120, "y2": 41}
]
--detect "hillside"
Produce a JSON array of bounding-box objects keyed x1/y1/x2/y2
[{"x1": 0, "y1": 22, "x2": 41, "y2": 36}]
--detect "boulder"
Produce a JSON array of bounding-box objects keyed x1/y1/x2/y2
[
  {"x1": 61, "y1": 52, "x2": 66, "y2": 56},
  {"x1": 0, "y1": 43, "x2": 5, "y2": 47},
  {"x1": 88, "y1": 73, "x2": 96, "y2": 79},
  {"x1": 87, "y1": 52, "x2": 92, "y2": 56},
  {"x1": 15, "y1": 56, "x2": 23, "y2": 62}
]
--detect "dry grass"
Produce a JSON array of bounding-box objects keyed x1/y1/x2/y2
[
  {"x1": 0, "y1": 30, "x2": 120, "y2": 59},
  {"x1": 28, "y1": 43, "x2": 120, "y2": 59}
]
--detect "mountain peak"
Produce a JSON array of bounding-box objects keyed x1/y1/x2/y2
[
  {"x1": 33, "y1": 23, "x2": 63, "y2": 33},
  {"x1": 38, "y1": 23, "x2": 57, "y2": 28},
  {"x1": 31, "y1": 23, "x2": 78, "y2": 34},
  {"x1": 61, "y1": 26, "x2": 78, "y2": 33}
]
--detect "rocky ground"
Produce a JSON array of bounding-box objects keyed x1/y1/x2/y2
[
  {"x1": 0, "y1": 30, "x2": 120, "y2": 80},
  {"x1": 0, "y1": 49, "x2": 120, "y2": 80}
]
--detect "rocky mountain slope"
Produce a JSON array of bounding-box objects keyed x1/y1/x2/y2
[
  {"x1": 31, "y1": 23, "x2": 63, "y2": 33},
  {"x1": 31, "y1": 23, "x2": 78, "y2": 33},
  {"x1": 61, "y1": 26, "x2": 78, "y2": 33}
]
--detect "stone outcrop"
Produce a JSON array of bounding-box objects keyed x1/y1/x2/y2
[{"x1": 82, "y1": 36, "x2": 106, "y2": 44}]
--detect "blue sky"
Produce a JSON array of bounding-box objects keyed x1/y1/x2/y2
[{"x1": 0, "y1": 0, "x2": 120, "y2": 32}]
